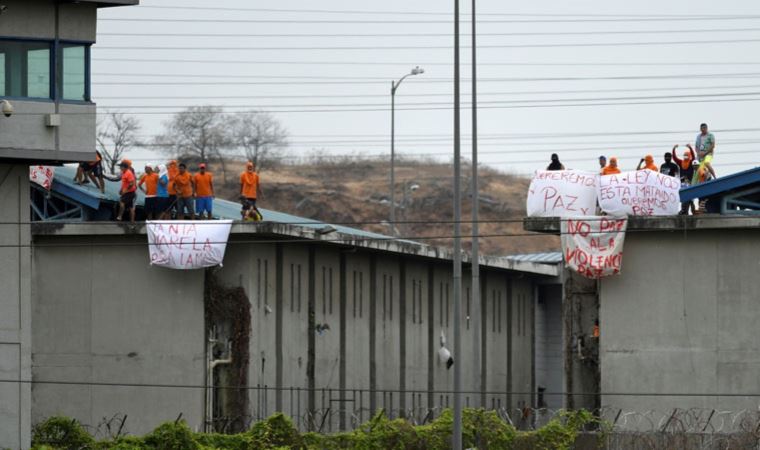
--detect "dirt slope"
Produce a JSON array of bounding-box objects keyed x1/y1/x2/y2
[{"x1": 217, "y1": 158, "x2": 558, "y2": 257}]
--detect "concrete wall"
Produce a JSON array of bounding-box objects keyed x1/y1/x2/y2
[
  {"x1": 535, "y1": 284, "x2": 564, "y2": 410},
  {"x1": 0, "y1": 0, "x2": 99, "y2": 162},
  {"x1": 0, "y1": 165, "x2": 32, "y2": 449},
  {"x1": 31, "y1": 234, "x2": 206, "y2": 436},
  {"x1": 26, "y1": 225, "x2": 554, "y2": 436},
  {"x1": 600, "y1": 229, "x2": 760, "y2": 414}
]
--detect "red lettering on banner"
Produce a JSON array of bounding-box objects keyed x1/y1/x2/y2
[{"x1": 567, "y1": 219, "x2": 591, "y2": 237}]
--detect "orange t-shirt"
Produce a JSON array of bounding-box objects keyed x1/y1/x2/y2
[
  {"x1": 173, "y1": 172, "x2": 193, "y2": 198},
  {"x1": 601, "y1": 166, "x2": 621, "y2": 175},
  {"x1": 139, "y1": 173, "x2": 159, "y2": 196},
  {"x1": 194, "y1": 172, "x2": 214, "y2": 197},
  {"x1": 167, "y1": 166, "x2": 179, "y2": 195},
  {"x1": 120, "y1": 169, "x2": 137, "y2": 193},
  {"x1": 240, "y1": 171, "x2": 259, "y2": 199}
]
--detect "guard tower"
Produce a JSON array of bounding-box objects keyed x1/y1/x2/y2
[{"x1": 0, "y1": 1, "x2": 137, "y2": 448}]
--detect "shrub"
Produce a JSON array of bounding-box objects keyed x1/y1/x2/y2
[
  {"x1": 142, "y1": 421, "x2": 198, "y2": 450},
  {"x1": 32, "y1": 416, "x2": 94, "y2": 450}
]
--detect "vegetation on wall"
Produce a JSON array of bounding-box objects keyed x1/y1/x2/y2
[
  {"x1": 31, "y1": 409, "x2": 602, "y2": 450},
  {"x1": 204, "y1": 270, "x2": 253, "y2": 433}
]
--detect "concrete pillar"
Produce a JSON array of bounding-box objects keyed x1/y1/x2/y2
[{"x1": 0, "y1": 164, "x2": 32, "y2": 449}]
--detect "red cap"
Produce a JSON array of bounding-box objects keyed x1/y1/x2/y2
[{"x1": 199, "y1": 163, "x2": 206, "y2": 169}]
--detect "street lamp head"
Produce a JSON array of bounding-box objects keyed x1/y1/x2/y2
[{"x1": 411, "y1": 66, "x2": 425, "y2": 76}]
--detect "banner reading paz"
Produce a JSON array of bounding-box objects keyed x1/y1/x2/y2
[
  {"x1": 526, "y1": 170, "x2": 598, "y2": 217},
  {"x1": 561, "y1": 217, "x2": 628, "y2": 279},
  {"x1": 147, "y1": 220, "x2": 233, "y2": 270}
]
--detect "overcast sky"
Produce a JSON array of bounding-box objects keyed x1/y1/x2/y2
[{"x1": 94, "y1": 0, "x2": 760, "y2": 177}]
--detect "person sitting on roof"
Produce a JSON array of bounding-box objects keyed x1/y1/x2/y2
[
  {"x1": 193, "y1": 163, "x2": 215, "y2": 220},
  {"x1": 637, "y1": 154, "x2": 658, "y2": 171},
  {"x1": 240, "y1": 161, "x2": 263, "y2": 221},
  {"x1": 116, "y1": 161, "x2": 137, "y2": 223},
  {"x1": 138, "y1": 165, "x2": 159, "y2": 220},
  {"x1": 546, "y1": 153, "x2": 565, "y2": 171},
  {"x1": 601, "y1": 157, "x2": 621, "y2": 175},
  {"x1": 672, "y1": 144, "x2": 697, "y2": 215},
  {"x1": 74, "y1": 150, "x2": 105, "y2": 193}
]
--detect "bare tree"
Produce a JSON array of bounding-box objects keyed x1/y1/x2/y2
[
  {"x1": 96, "y1": 112, "x2": 140, "y2": 174},
  {"x1": 230, "y1": 111, "x2": 288, "y2": 170},
  {"x1": 155, "y1": 105, "x2": 232, "y2": 180}
]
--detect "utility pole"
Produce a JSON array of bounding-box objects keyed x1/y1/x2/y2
[
  {"x1": 452, "y1": 0, "x2": 463, "y2": 448},
  {"x1": 470, "y1": 0, "x2": 482, "y2": 408}
]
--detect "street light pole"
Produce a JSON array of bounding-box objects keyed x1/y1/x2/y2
[
  {"x1": 470, "y1": 0, "x2": 482, "y2": 409},
  {"x1": 390, "y1": 66, "x2": 424, "y2": 236},
  {"x1": 452, "y1": 0, "x2": 463, "y2": 448}
]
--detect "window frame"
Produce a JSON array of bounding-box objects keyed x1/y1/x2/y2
[{"x1": 0, "y1": 36, "x2": 93, "y2": 104}]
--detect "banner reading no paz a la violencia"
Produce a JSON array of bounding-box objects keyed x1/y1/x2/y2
[
  {"x1": 147, "y1": 220, "x2": 233, "y2": 270},
  {"x1": 561, "y1": 217, "x2": 627, "y2": 279}
]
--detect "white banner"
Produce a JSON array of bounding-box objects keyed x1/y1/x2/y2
[
  {"x1": 147, "y1": 220, "x2": 233, "y2": 270},
  {"x1": 597, "y1": 169, "x2": 681, "y2": 216},
  {"x1": 30, "y1": 165, "x2": 55, "y2": 190},
  {"x1": 526, "y1": 170, "x2": 598, "y2": 217},
  {"x1": 561, "y1": 217, "x2": 627, "y2": 279}
]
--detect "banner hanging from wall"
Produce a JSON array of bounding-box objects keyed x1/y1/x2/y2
[
  {"x1": 146, "y1": 220, "x2": 233, "y2": 270},
  {"x1": 597, "y1": 169, "x2": 680, "y2": 216},
  {"x1": 561, "y1": 217, "x2": 628, "y2": 279},
  {"x1": 526, "y1": 170, "x2": 598, "y2": 217},
  {"x1": 29, "y1": 165, "x2": 55, "y2": 190}
]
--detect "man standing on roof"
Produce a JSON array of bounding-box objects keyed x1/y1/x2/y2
[
  {"x1": 637, "y1": 154, "x2": 658, "y2": 171},
  {"x1": 601, "y1": 157, "x2": 621, "y2": 175},
  {"x1": 546, "y1": 153, "x2": 565, "y2": 171},
  {"x1": 240, "y1": 161, "x2": 263, "y2": 221},
  {"x1": 660, "y1": 152, "x2": 679, "y2": 178},
  {"x1": 156, "y1": 164, "x2": 170, "y2": 219},
  {"x1": 598, "y1": 156, "x2": 607, "y2": 174},
  {"x1": 694, "y1": 123, "x2": 717, "y2": 182},
  {"x1": 116, "y1": 161, "x2": 137, "y2": 223},
  {"x1": 194, "y1": 163, "x2": 215, "y2": 220},
  {"x1": 166, "y1": 160, "x2": 179, "y2": 218},
  {"x1": 673, "y1": 144, "x2": 697, "y2": 214},
  {"x1": 138, "y1": 165, "x2": 159, "y2": 220},
  {"x1": 173, "y1": 163, "x2": 195, "y2": 220}
]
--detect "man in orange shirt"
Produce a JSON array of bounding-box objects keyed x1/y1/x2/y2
[
  {"x1": 239, "y1": 161, "x2": 263, "y2": 221},
  {"x1": 193, "y1": 163, "x2": 215, "y2": 220},
  {"x1": 637, "y1": 154, "x2": 658, "y2": 171},
  {"x1": 601, "y1": 157, "x2": 621, "y2": 175},
  {"x1": 173, "y1": 163, "x2": 195, "y2": 220},
  {"x1": 167, "y1": 160, "x2": 179, "y2": 218},
  {"x1": 138, "y1": 165, "x2": 160, "y2": 220},
  {"x1": 116, "y1": 161, "x2": 137, "y2": 223}
]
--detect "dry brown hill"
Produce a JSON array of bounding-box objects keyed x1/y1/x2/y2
[{"x1": 216, "y1": 158, "x2": 558, "y2": 257}]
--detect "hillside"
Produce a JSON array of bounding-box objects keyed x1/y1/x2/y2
[{"x1": 216, "y1": 158, "x2": 558, "y2": 257}]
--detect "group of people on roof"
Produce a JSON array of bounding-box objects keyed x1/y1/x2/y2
[
  {"x1": 74, "y1": 157, "x2": 263, "y2": 223},
  {"x1": 546, "y1": 123, "x2": 717, "y2": 214}
]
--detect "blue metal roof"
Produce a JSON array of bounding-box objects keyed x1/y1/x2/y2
[
  {"x1": 50, "y1": 166, "x2": 391, "y2": 240},
  {"x1": 506, "y1": 252, "x2": 563, "y2": 265},
  {"x1": 680, "y1": 166, "x2": 760, "y2": 202}
]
